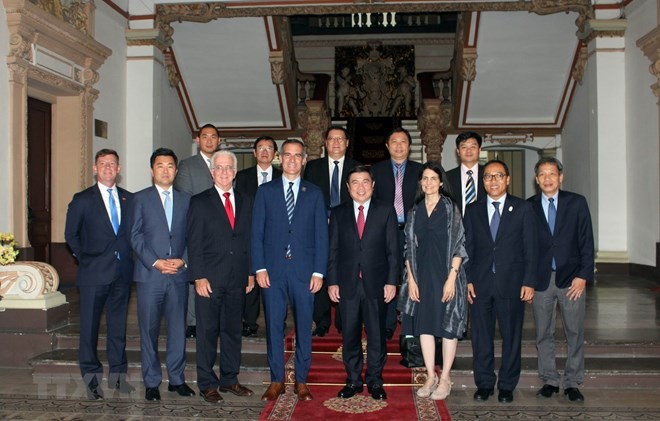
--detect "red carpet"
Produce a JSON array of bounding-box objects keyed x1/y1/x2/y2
[{"x1": 261, "y1": 323, "x2": 451, "y2": 420}]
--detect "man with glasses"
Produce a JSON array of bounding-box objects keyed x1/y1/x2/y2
[
  {"x1": 303, "y1": 125, "x2": 361, "y2": 337},
  {"x1": 252, "y1": 139, "x2": 328, "y2": 402},
  {"x1": 235, "y1": 136, "x2": 283, "y2": 337},
  {"x1": 187, "y1": 150, "x2": 255, "y2": 403},
  {"x1": 464, "y1": 159, "x2": 537, "y2": 404},
  {"x1": 175, "y1": 123, "x2": 221, "y2": 339}
]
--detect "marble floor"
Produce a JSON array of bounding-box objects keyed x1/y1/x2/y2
[{"x1": 0, "y1": 273, "x2": 658, "y2": 420}]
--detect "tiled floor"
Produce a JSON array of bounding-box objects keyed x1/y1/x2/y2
[{"x1": 1, "y1": 273, "x2": 659, "y2": 420}]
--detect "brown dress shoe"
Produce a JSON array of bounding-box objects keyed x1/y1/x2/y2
[
  {"x1": 261, "y1": 382, "x2": 285, "y2": 401},
  {"x1": 219, "y1": 383, "x2": 254, "y2": 397},
  {"x1": 200, "y1": 388, "x2": 223, "y2": 403},
  {"x1": 294, "y1": 382, "x2": 313, "y2": 401}
]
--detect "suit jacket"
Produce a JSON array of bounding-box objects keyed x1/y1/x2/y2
[
  {"x1": 130, "y1": 185, "x2": 190, "y2": 284},
  {"x1": 371, "y1": 159, "x2": 423, "y2": 223},
  {"x1": 528, "y1": 190, "x2": 594, "y2": 291},
  {"x1": 327, "y1": 199, "x2": 400, "y2": 299},
  {"x1": 187, "y1": 188, "x2": 253, "y2": 289},
  {"x1": 464, "y1": 194, "x2": 537, "y2": 298},
  {"x1": 64, "y1": 184, "x2": 133, "y2": 287},
  {"x1": 303, "y1": 156, "x2": 361, "y2": 210},
  {"x1": 234, "y1": 165, "x2": 282, "y2": 197},
  {"x1": 446, "y1": 165, "x2": 485, "y2": 213},
  {"x1": 251, "y1": 178, "x2": 328, "y2": 282},
  {"x1": 174, "y1": 153, "x2": 213, "y2": 195}
]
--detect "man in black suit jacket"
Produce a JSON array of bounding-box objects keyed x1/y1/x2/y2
[
  {"x1": 446, "y1": 131, "x2": 486, "y2": 215},
  {"x1": 174, "y1": 123, "x2": 221, "y2": 339},
  {"x1": 303, "y1": 125, "x2": 361, "y2": 337},
  {"x1": 64, "y1": 149, "x2": 134, "y2": 400},
  {"x1": 464, "y1": 159, "x2": 537, "y2": 404},
  {"x1": 234, "y1": 136, "x2": 282, "y2": 338},
  {"x1": 371, "y1": 127, "x2": 423, "y2": 338},
  {"x1": 187, "y1": 150, "x2": 255, "y2": 403},
  {"x1": 528, "y1": 157, "x2": 594, "y2": 402},
  {"x1": 327, "y1": 166, "x2": 400, "y2": 401}
]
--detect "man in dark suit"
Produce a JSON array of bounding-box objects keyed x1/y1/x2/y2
[
  {"x1": 528, "y1": 157, "x2": 594, "y2": 402},
  {"x1": 252, "y1": 139, "x2": 328, "y2": 402},
  {"x1": 446, "y1": 131, "x2": 486, "y2": 215},
  {"x1": 327, "y1": 165, "x2": 400, "y2": 401},
  {"x1": 64, "y1": 149, "x2": 134, "y2": 400},
  {"x1": 130, "y1": 148, "x2": 195, "y2": 402},
  {"x1": 174, "y1": 123, "x2": 220, "y2": 339},
  {"x1": 464, "y1": 159, "x2": 537, "y2": 404},
  {"x1": 234, "y1": 135, "x2": 282, "y2": 338},
  {"x1": 303, "y1": 125, "x2": 361, "y2": 337},
  {"x1": 187, "y1": 150, "x2": 255, "y2": 403},
  {"x1": 371, "y1": 127, "x2": 423, "y2": 339}
]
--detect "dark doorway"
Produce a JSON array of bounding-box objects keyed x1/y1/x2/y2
[{"x1": 27, "y1": 97, "x2": 52, "y2": 263}]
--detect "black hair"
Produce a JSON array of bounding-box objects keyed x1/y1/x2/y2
[
  {"x1": 455, "y1": 131, "x2": 483, "y2": 148},
  {"x1": 150, "y1": 147, "x2": 178, "y2": 168}
]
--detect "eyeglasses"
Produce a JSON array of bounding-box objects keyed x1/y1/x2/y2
[
  {"x1": 483, "y1": 173, "x2": 506, "y2": 181},
  {"x1": 212, "y1": 165, "x2": 236, "y2": 172},
  {"x1": 326, "y1": 137, "x2": 347, "y2": 142},
  {"x1": 257, "y1": 146, "x2": 274, "y2": 152}
]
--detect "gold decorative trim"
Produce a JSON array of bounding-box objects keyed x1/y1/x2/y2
[
  {"x1": 125, "y1": 28, "x2": 171, "y2": 51},
  {"x1": 484, "y1": 132, "x2": 534, "y2": 145},
  {"x1": 572, "y1": 43, "x2": 587, "y2": 83}
]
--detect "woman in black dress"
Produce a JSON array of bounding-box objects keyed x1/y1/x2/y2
[{"x1": 399, "y1": 161, "x2": 468, "y2": 400}]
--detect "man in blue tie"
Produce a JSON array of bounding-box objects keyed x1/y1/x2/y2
[
  {"x1": 528, "y1": 157, "x2": 594, "y2": 402},
  {"x1": 303, "y1": 126, "x2": 361, "y2": 337},
  {"x1": 464, "y1": 159, "x2": 537, "y2": 404},
  {"x1": 130, "y1": 148, "x2": 195, "y2": 401},
  {"x1": 65, "y1": 149, "x2": 134, "y2": 400}
]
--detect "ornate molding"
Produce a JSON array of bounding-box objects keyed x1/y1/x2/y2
[
  {"x1": 125, "y1": 28, "x2": 171, "y2": 51},
  {"x1": 580, "y1": 19, "x2": 627, "y2": 44},
  {"x1": 572, "y1": 43, "x2": 588, "y2": 83},
  {"x1": 301, "y1": 100, "x2": 330, "y2": 160},
  {"x1": 484, "y1": 132, "x2": 534, "y2": 145},
  {"x1": 33, "y1": 0, "x2": 90, "y2": 34},
  {"x1": 293, "y1": 36, "x2": 455, "y2": 48},
  {"x1": 636, "y1": 25, "x2": 660, "y2": 99},
  {"x1": 461, "y1": 47, "x2": 477, "y2": 82},
  {"x1": 163, "y1": 50, "x2": 181, "y2": 88},
  {"x1": 418, "y1": 99, "x2": 451, "y2": 162},
  {"x1": 0, "y1": 261, "x2": 59, "y2": 299},
  {"x1": 269, "y1": 50, "x2": 285, "y2": 85},
  {"x1": 530, "y1": 0, "x2": 593, "y2": 34}
]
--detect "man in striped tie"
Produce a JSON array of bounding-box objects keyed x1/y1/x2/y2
[{"x1": 446, "y1": 131, "x2": 486, "y2": 216}]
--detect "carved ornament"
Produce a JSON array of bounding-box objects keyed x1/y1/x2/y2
[
  {"x1": 33, "y1": 0, "x2": 90, "y2": 34},
  {"x1": 126, "y1": 28, "x2": 171, "y2": 51},
  {"x1": 301, "y1": 100, "x2": 330, "y2": 160},
  {"x1": 636, "y1": 25, "x2": 660, "y2": 99},
  {"x1": 484, "y1": 132, "x2": 534, "y2": 145},
  {"x1": 572, "y1": 43, "x2": 587, "y2": 83},
  {"x1": 529, "y1": 0, "x2": 593, "y2": 34},
  {"x1": 461, "y1": 47, "x2": 477, "y2": 82},
  {"x1": 580, "y1": 19, "x2": 627, "y2": 44},
  {"x1": 0, "y1": 261, "x2": 60, "y2": 300},
  {"x1": 164, "y1": 50, "x2": 181, "y2": 87},
  {"x1": 269, "y1": 50, "x2": 285, "y2": 85},
  {"x1": 418, "y1": 99, "x2": 451, "y2": 162}
]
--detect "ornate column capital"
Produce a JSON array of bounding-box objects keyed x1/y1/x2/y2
[
  {"x1": 636, "y1": 25, "x2": 660, "y2": 99},
  {"x1": 579, "y1": 18, "x2": 627, "y2": 44},
  {"x1": 461, "y1": 47, "x2": 477, "y2": 82},
  {"x1": 0, "y1": 261, "x2": 66, "y2": 309},
  {"x1": 301, "y1": 100, "x2": 330, "y2": 160},
  {"x1": 269, "y1": 50, "x2": 285, "y2": 85},
  {"x1": 125, "y1": 28, "x2": 171, "y2": 51}
]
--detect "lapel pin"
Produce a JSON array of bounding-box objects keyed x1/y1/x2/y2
[
  {"x1": 508, "y1": 206, "x2": 513, "y2": 212},
  {"x1": 302, "y1": 186, "x2": 307, "y2": 192}
]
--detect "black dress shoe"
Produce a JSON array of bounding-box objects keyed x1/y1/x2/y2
[
  {"x1": 498, "y1": 389, "x2": 514, "y2": 403},
  {"x1": 368, "y1": 385, "x2": 387, "y2": 400},
  {"x1": 242, "y1": 325, "x2": 258, "y2": 337},
  {"x1": 145, "y1": 387, "x2": 161, "y2": 401},
  {"x1": 312, "y1": 326, "x2": 328, "y2": 337},
  {"x1": 86, "y1": 385, "x2": 104, "y2": 401},
  {"x1": 386, "y1": 328, "x2": 394, "y2": 341},
  {"x1": 186, "y1": 326, "x2": 196, "y2": 338},
  {"x1": 168, "y1": 383, "x2": 196, "y2": 396},
  {"x1": 537, "y1": 384, "x2": 559, "y2": 398},
  {"x1": 473, "y1": 388, "x2": 494, "y2": 401},
  {"x1": 113, "y1": 379, "x2": 135, "y2": 394},
  {"x1": 564, "y1": 387, "x2": 584, "y2": 402},
  {"x1": 337, "y1": 384, "x2": 363, "y2": 398}
]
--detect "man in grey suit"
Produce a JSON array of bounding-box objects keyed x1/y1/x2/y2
[
  {"x1": 130, "y1": 148, "x2": 195, "y2": 401},
  {"x1": 174, "y1": 123, "x2": 220, "y2": 338}
]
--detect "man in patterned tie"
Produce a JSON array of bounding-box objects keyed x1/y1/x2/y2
[
  {"x1": 446, "y1": 131, "x2": 486, "y2": 216},
  {"x1": 234, "y1": 135, "x2": 283, "y2": 337}
]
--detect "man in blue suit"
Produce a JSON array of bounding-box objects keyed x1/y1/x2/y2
[
  {"x1": 130, "y1": 148, "x2": 195, "y2": 401},
  {"x1": 65, "y1": 149, "x2": 134, "y2": 401},
  {"x1": 464, "y1": 159, "x2": 537, "y2": 404},
  {"x1": 252, "y1": 139, "x2": 328, "y2": 402},
  {"x1": 528, "y1": 157, "x2": 594, "y2": 402}
]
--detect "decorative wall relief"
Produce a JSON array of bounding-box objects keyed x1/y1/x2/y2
[{"x1": 335, "y1": 41, "x2": 415, "y2": 118}]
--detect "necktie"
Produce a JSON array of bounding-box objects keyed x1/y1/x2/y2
[
  {"x1": 548, "y1": 198, "x2": 557, "y2": 270},
  {"x1": 330, "y1": 160, "x2": 340, "y2": 208},
  {"x1": 108, "y1": 188, "x2": 119, "y2": 235},
  {"x1": 357, "y1": 205, "x2": 365, "y2": 239},
  {"x1": 260, "y1": 171, "x2": 268, "y2": 185},
  {"x1": 162, "y1": 191, "x2": 172, "y2": 231},
  {"x1": 285, "y1": 182, "x2": 294, "y2": 258},
  {"x1": 394, "y1": 164, "x2": 404, "y2": 218},
  {"x1": 223, "y1": 192, "x2": 234, "y2": 230},
  {"x1": 490, "y1": 201, "x2": 500, "y2": 273},
  {"x1": 465, "y1": 170, "x2": 477, "y2": 206},
  {"x1": 206, "y1": 158, "x2": 212, "y2": 169}
]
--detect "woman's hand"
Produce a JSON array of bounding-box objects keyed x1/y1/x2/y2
[
  {"x1": 442, "y1": 278, "x2": 456, "y2": 303},
  {"x1": 408, "y1": 278, "x2": 420, "y2": 302}
]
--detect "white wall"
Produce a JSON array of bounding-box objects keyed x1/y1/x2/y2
[
  {"x1": 0, "y1": 5, "x2": 10, "y2": 232},
  {"x1": 625, "y1": 0, "x2": 659, "y2": 266},
  {"x1": 92, "y1": 0, "x2": 129, "y2": 185},
  {"x1": 158, "y1": 69, "x2": 192, "y2": 167}
]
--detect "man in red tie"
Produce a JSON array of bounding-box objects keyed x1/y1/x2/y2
[
  {"x1": 327, "y1": 165, "x2": 401, "y2": 400},
  {"x1": 186, "y1": 150, "x2": 255, "y2": 403}
]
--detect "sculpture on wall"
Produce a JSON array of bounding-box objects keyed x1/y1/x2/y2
[{"x1": 335, "y1": 41, "x2": 415, "y2": 118}]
